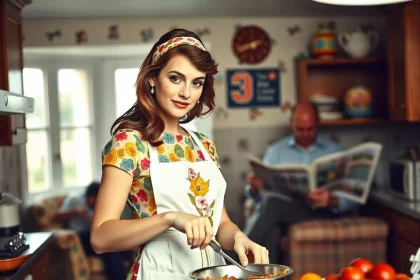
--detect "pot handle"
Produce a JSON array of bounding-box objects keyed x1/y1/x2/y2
[
  {"x1": 338, "y1": 33, "x2": 351, "y2": 53},
  {"x1": 0, "y1": 192, "x2": 22, "y2": 204},
  {"x1": 367, "y1": 30, "x2": 379, "y2": 51}
]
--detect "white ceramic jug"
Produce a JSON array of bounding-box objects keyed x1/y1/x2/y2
[{"x1": 338, "y1": 30, "x2": 379, "y2": 58}]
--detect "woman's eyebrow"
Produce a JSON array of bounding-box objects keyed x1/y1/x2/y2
[{"x1": 168, "y1": 70, "x2": 205, "y2": 80}]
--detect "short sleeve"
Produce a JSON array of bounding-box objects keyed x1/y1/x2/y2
[
  {"x1": 193, "y1": 132, "x2": 221, "y2": 169},
  {"x1": 102, "y1": 129, "x2": 148, "y2": 178}
]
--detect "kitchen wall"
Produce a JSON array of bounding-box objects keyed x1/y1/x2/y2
[{"x1": 6, "y1": 16, "x2": 418, "y2": 226}]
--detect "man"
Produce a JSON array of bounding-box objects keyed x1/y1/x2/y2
[
  {"x1": 243, "y1": 102, "x2": 358, "y2": 264},
  {"x1": 55, "y1": 182, "x2": 132, "y2": 280}
]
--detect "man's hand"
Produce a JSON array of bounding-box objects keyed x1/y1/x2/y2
[
  {"x1": 306, "y1": 188, "x2": 338, "y2": 209},
  {"x1": 246, "y1": 172, "x2": 265, "y2": 194}
]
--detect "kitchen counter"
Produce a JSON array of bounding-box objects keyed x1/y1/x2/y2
[
  {"x1": 369, "y1": 189, "x2": 420, "y2": 221},
  {"x1": 0, "y1": 232, "x2": 53, "y2": 280}
]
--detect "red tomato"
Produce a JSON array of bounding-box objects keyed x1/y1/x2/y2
[
  {"x1": 340, "y1": 266, "x2": 365, "y2": 280},
  {"x1": 326, "y1": 274, "x2": 340, "y2": 280},
  {"x1": 349, "y1": 258, "x2": 374, "y2": 274},
  {"x1": 368, "y1": 264, "x2": 396, "y2": 280}
]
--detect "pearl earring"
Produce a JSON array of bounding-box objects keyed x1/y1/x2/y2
[
  {"x1": 150, "y1": 86, "x2": 155, "y2": 95},
  {"x1": 197, "y1": 100, "x2": 200, "y2": 104}
]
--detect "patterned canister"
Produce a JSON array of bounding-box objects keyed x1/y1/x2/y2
[{"x1": 311, "y1": 27, "x2": 338, "y2": 59}]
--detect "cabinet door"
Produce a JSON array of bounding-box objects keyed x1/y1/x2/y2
[
  {"x1": 390, "y1": 235, "x2": 418, "y2": 274},
  {"x1": 404, "y1": 2, "x2": 420, "y2": 121},
  {"x1": 387, "y1": 11, "x2": 407, "y2": 121},
  {"x1": 0, "y1": 1, "x2": 26, "y2": 146}
]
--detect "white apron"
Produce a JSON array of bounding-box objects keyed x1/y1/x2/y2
[{"x1": 136, "y1": 131, "x2": 227, "y2": 280}]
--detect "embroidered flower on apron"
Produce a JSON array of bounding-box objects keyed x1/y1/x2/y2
[{"x1": 187, "y1": 168, "x2": 216, "y2": 226}]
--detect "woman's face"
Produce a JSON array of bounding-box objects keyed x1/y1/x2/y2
[{"x1": 151, "y1": 54, "x2": 206, "y2": 122}]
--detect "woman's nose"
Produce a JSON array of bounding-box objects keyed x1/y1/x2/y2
[{"x1": 179, "y1": 85, "x2": 191, "y2": 99}]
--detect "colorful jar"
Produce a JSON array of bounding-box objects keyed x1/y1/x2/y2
[
  {"x1": 344, "y1": 84, "x2": 373, "y2": 118},
  {"x1": 311, "y1": 27, "x2": 338, "y2": 59}
]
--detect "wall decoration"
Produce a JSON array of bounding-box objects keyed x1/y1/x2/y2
[
  {"x1": 238, "y1": 139, "x2": 249, "y2": 152},
  {"x1": 227, "y1": 68, "x2": 280, "y2": 108},
  {"x1": 268, "y1": 139, "x2": 277, "y2": 146},
  {"x1": 311, "y1": 21, "x2": 338, "y2": 59},
  {"x1": 46, "y1": 29, "x2": 61, "y2": 42},
  {"x1": 221, "y1": 156, "x2": 232, "y2": 165},
  {"x1": 195, "y1": 28, "x2": 211, "y2": 37},
  {"x1": 108, "y1": 25, "x2": 119, "y2": 40},
  {"x1": 249, "y1": 108, "x2": 263, "y2": 120},
  {"x1": 232, "y1": 25, "x2": 272, "y2": 64},
  {"x1": 214, "y1": 73, "x2": 224, "y2": 86},
  {"x1": 295, "y1": 51, "x2": 309, "y2": 59},
  {"x1": 287, "y1": 25, "x2": 301, "y2": 36},
  {"x1": 215, "y1": 107, "x2": 229, "y2": 120},
  {"x1": 280, "y1": 101, "x2": 293, "y2": 112},
  {"x1": 75, "y1": 30, "x2": 87, "y2": 44},
  {"x1": 278, "y1": 60, "x2": 286, "y2": 73},
  {"x1": 140, "y1": 28, "x2": 153, "y2": 42}
]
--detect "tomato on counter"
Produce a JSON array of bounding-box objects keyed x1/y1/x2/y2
[{"x1": 349, "y1": 258, "x2": 374, "y2": 275}]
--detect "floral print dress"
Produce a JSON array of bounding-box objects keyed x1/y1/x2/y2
[{"x1": 102, "y1": 129, "x2": 221, "y2": 280}]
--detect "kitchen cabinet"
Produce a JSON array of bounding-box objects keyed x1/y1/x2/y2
[
  {"x1": 0, "y1": 0, "x2": 31, "y2": 146},
  {"x1": 295, "y1": 57, "x2": 388, "y2": 126},
  {"x1": 364, "y1": 200, "x2": 420, "y2": 274},
  {"x1": 386, "y1": 0, "x2": 420, "y2": 122}
]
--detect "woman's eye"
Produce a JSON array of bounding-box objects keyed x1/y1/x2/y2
[
  {"x1": 170, "y1": 76, "x2": 181, "y2": 83},
  {"x1": 193, "y1": 80, "x2": 204, "y2": 87}
]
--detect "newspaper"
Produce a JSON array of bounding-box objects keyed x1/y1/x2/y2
[{"x1": 247, "y1": 142, "x2": 383, "y2": 204}]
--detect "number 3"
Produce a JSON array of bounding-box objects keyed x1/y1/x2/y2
[{"x1": 230, "y1": 72, "x2": 253, "y2": 104}]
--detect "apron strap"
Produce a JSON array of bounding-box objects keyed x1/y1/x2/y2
[
  {"x1": 148, "y1": 142, "x2": 160, "y2": 164},
  {"x1": 187, "y1": 130, "x2": 212, "y2": 162}
]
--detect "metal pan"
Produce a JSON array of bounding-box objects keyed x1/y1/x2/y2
[{"x1": 189, "y1": 264, "x2": 294, "y2": 280}]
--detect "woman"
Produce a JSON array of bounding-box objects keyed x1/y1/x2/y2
[{"x1": 91, "y1": 28, "x2": 269, "y2": 280}]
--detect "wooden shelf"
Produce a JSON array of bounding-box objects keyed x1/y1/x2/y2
[
  {"x1": 319, "y1": 118, "x2": 387, "y2": 126},
  {"x1": 295, "y1": 57, "x2": 389, "y2": 124},
  {"x1": 298, "y1": 57, "x2": 386, "y2": 66}
]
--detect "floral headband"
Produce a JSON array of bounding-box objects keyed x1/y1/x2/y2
[{"x1": 151, "y1": 36, "x2": 207, "y2": 64}]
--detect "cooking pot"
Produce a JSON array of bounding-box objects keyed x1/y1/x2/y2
[
  {"x1": 0, "y1": 192, "x2": 22, "y2": 236},
  {"x1": 189, "y1": 264, "x2": 294, "y2": 280}
]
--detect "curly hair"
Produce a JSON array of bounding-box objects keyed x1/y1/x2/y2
[{"x1": 111, "y1": 29, "x2": 218, "y2": 146}]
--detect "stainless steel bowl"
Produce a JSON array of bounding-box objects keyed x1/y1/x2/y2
[{"x1": 189, "y1": 264, "x2": 294, "y2": 280}]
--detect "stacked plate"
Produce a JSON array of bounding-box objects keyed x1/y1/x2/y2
[{"x1": 309, "y1": 95, "x2": 343, "y2": 120}]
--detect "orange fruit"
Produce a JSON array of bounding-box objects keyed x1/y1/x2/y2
[{"x1": 300, "y1": 272, "x2": 323, "y2": 280}]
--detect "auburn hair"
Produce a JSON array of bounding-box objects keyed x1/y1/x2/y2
[{"x1": 110, "y1": 29, "x2": 218, "y2": 146}]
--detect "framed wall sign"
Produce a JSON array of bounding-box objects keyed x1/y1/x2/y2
[{"x1": 227, "y1": 68, "x2": 280, "y2": 108}]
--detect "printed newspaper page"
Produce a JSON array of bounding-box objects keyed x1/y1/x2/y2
[
  {"x1": 247, "y1": 142, "x2": 382, "y2": 203},
  {"x1": 312, "y1": 142, "x2": 383, "y2": 204},
  {"x1": 247, "y1": 156, "x2": 315, "y2": 198}
]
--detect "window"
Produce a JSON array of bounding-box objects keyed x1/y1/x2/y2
[
  {"x1": 114, "y1": 68, "x2": 139, "y2": 117},
  {"x1": 23, "y1": 68, "x2": 51, "y2": 192},
  {"x1": 23, "y1": 65, "x2": 95, "y2": 193}
]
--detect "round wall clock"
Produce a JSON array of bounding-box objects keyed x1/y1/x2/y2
[{"x1": 232, "y1": 25, "x2": 272, "y2": 64}]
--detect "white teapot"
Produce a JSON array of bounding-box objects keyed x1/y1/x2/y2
[{"x1": 338, "y1": 30, "x2": 379, "y2": 58}]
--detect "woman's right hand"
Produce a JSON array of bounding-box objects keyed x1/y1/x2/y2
[{"x1": 166, "y1": 212, "x2": 213, "y2": 250}]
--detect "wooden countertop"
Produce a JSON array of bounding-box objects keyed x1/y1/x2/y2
[
  {"x1": 0, "y1": 232, "x2": 53, "y2": 280},
  {"x1": 369, "y1": 190, "x2": 420, "y2": 220}
]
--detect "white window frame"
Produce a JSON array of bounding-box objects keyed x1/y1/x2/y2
[{"x1": 22, "y1": 55, "x2": 99, "y2": 202}]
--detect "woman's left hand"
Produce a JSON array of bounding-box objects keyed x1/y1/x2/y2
[{"x1": 233, "y1": 231, "x2": 269, "y2": 267}]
